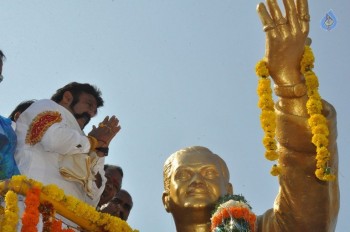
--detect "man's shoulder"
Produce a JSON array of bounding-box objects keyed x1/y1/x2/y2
[
  {"x1": 31, "y1": 99, "x2": 59, "y2": 108},
  {"x1": 19, "y1": 99, "x2": 66, "y2": 123},
  {"x1": 25, "y1": 99, "x2": 64, "y2": 115}
]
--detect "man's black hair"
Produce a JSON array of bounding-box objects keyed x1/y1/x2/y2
[
  {"x1": 104, "y1": 164, "x2": 124, "y2": 177},
  {"x1": 51, "y1": 82, "x2": 104, "y2": 108},
  {"x1": 0, "y1": 50, "x2": 5, "y2": 61},
  {"x1": 9, "y1": 100, "x2": 36, "y2": 121}
]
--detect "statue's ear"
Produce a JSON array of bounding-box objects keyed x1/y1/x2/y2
[
  {"x1": 162, "y1": 191, "x2": 171, "y2": 212},
  {"x1": 227, "y1": 182, "x2": 233, "y2": 195}
]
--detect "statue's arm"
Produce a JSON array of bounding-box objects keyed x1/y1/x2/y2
[
  {"x1": 256, "y1": 0, "x2": 339, "y2": 231},
  {"x1": 258, "y1": 100, "x2": 339, "y2": 232}
]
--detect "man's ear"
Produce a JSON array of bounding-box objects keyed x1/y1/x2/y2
[
  {"x1": 162, "y1": 191, "x2": 171, "y2": 213},
  {"x1": 226, "y1": 182, "x2": 233, "y2": 195},
  {"x1": 14, "y1": 112, "x2": 21, "y2": 122},
  {"x1": 61, "y1": 91, "x2": 73, "y2": 107}
]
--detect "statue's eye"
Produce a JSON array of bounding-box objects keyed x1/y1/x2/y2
[
  {"x1": 203, "y1": 168, "x2": 218, "y2": 179},
  {"x1": 175, "y1": 170, "x2": 192, "y2": 181}
]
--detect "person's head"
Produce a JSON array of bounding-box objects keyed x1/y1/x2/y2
[
  {"x1": 162, "y1": 146, "x2": 233, "y2": 214},
  {"x1": 100, "y1": 189, "x2": 133, "y2": 221},
  {"x1": 98, "y1": 164, "x2": 124, "y2": 206},
  {"x1": 51, "y1": 82, "x2": 104, "y2": 129},
  {"x1": 0, "y1": 50, "x2": 6, "y2": 83},
  {"x1": 9, "y1": 100, "x2": 36, "y2": 122}
]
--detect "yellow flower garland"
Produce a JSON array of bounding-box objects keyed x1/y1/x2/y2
[
  {"x1": 1, "y1": 190, "x2": 19, "y2": 232},
  {"x1": 2, "y1": 175, "x2": 139, "y2": 232},
  {"x1": 255, "y1": 46, "x2": 335, "y2": 181},
  {"x1": 301, "y1": 46, "x2": 335, "y2": 181},
  {"x1": 255, "y1": 60, "x2": 280, "y2": 176}
]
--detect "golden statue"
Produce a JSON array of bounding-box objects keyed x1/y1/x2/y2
[{"x1": 162, "y1": 0, "x2": 339, "y2": 231}]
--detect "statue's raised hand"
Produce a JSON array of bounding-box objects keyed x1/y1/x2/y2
[{"x1": 257, "y1": 0, "x2": 309, "y2": 86}]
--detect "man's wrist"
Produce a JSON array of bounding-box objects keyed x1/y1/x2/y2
[
  {"x1": 95, "y1": 147, "x2": 109, "y2": 157},
  {"x1": 88, "y1": 136, "x2": 107, "y2": 152}
]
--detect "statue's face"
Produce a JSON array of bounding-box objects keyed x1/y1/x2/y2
[{"x1": 168, "y1": 151, "x2": 228, "y2": 209}]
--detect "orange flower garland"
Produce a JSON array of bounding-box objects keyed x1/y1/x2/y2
[
  {"x1": 211, "y1": 195, "x2": 256, "y2": 232},
  {"x1": 211, "y1": 207, "x2": 256, "y2": 231},
  {"x1": 50, "y1": 219, "x2": 75, "y2": 232},
  {"x1": 21, "y1": 187, "x2": 41, "y2": 232}
]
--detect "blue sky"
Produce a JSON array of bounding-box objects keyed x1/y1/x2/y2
[{"x1": 1, "y1": 1, "x2": 349, "y2": 231}]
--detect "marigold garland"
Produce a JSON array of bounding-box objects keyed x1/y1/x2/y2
[
  {"x1": 301, "y1": 46, "x2": 335, "y2": 181},
  {"x1": 211, "y1": 195, "x2": 256, "y2": 232},
  {"x1": 49, "y1": 219, "x2": 75, "y2": 232},
  {"x1": 255, "y1": 60, "x2": 280, "y2": 176},
  {"x1": 0, "y1": 205, "x2": 4, "y2": 221},
  {"x1": 255, "y1": 46, "x2": 335, "y2": 181},
  {"x1": 39, "y1": 202, "x2": 55, "y2": 232},
  {"x1": 1, "y1": 190, "x2": 19, "y2": 232},
  {"x1": 2, "y1": 175, "x2": 139, "y2": 232},
  {"x1": 21, "y1": 187, "x2": 41, "y2": 232}
]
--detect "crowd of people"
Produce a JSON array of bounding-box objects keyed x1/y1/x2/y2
[{"x1": 0, "y1": 49, "x2": 133, "y2": 230}]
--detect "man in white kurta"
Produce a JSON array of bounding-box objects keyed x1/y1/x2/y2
[
  {"x1": 14, "y1": 82, "x2": 121, "y2": 229},
  {"x1": 15, "y1": 98, "x2": 106, "y2": 204}
]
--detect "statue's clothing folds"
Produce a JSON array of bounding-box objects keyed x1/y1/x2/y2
[{"x1": 258, "y1": 100, "x2": 339, "y2": 232}]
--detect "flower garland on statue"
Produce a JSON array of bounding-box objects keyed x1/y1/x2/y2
[
  {"x1": 301, "y1": 46, "x2": 335, "y2": 181},
  {"x1": 210, "y1": 194, "x2": 256, "y2": 232},
  {"x1": 255, "y1": 45, "x2": 335, "y2": 181},
  {"x1": 255, "y1": 60, "x2": 280, "y2": 176},
  {"x1": 4, "y1": 175, "x2": 139, "y2": 232},
  {"x1": 1, "y1": 190, "x2": 19, "y2": 232}
]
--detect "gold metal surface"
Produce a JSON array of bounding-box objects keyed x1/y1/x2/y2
[
  {"x1": 163, "y1": 1, "x2": 339, "y2": 230},
  {"x1": 163, "y1": 99, "x2": 339, "y2": 232},
  {"x1": 162, "y1": 146, "x2": 233, "y2": 232}
]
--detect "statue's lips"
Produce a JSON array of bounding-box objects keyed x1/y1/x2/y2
[{"x1": 186, "y1": 188, "x2": 208, "y2": 196}]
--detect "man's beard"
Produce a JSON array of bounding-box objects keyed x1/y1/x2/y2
[{"x1": 73, "y1": 112, "x2": 91, "y2": 129}]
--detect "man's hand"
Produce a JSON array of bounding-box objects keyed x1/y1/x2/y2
[
  {"x1": 257, "y1": 0, "x2": 309, "y2": 86},
  {"x1": 88, "y1": 116, "x2": 121, "y2": 147}
]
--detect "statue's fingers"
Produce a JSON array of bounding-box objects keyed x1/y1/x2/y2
[
  {"x1": 267, "y1": 0, "x2": 283, "y2": 21},
  {"x1": 257, "y1": 3, "x2": 278, "y2": 38},
  {"x1": 267, "y1": 0, "x2": 289, "y2": 37},
  {"x1": 283, "y1": 0, "x2": 301, "y2": 33},
  {"x1": 296, "y1": 0, "x2": 310, "y2": 35}
]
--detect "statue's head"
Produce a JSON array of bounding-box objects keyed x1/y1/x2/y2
[{"x1": 162, "y1": 146, "x2": 233, "y2": 214}]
